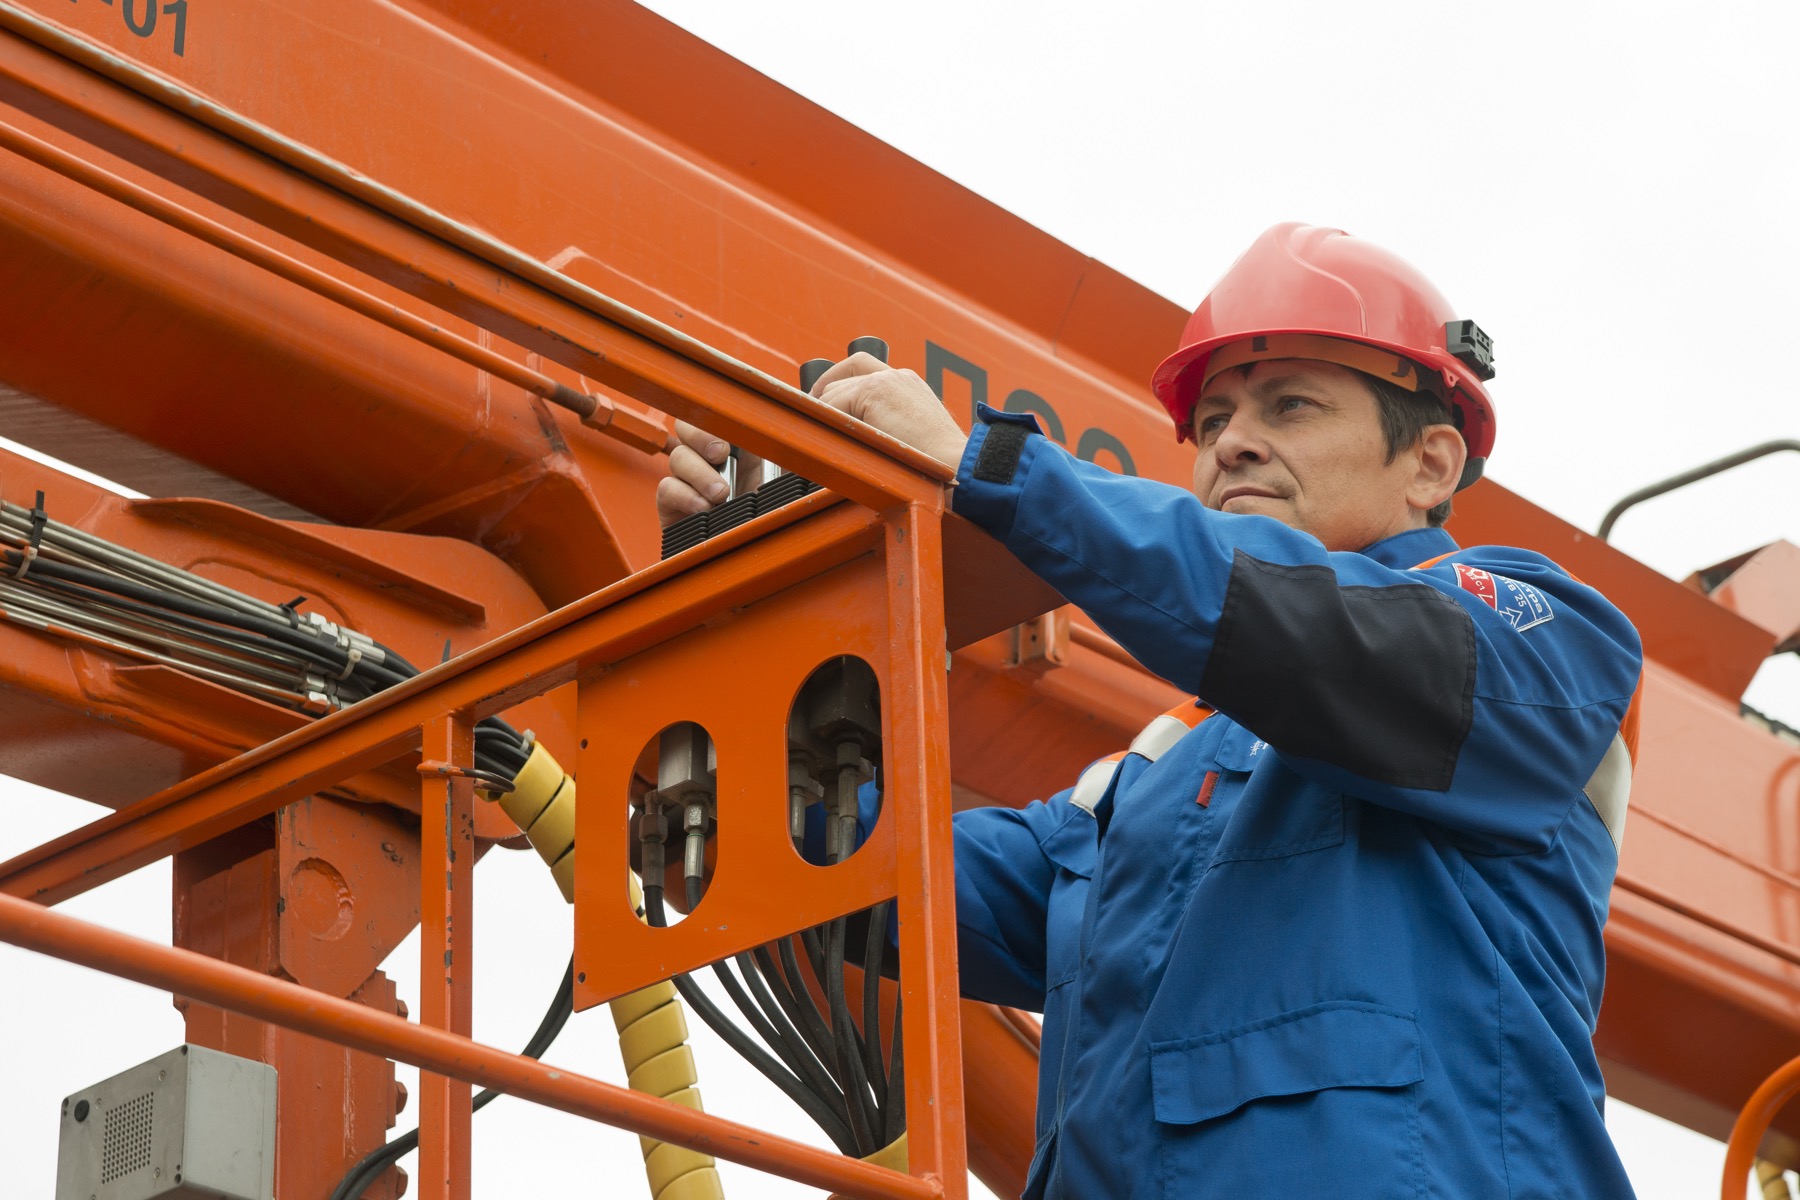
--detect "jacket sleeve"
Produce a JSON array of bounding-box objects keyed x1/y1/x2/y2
[
  {"x1": 801, "y1": 777, "x2": 1086, "y2": 1009},
  {"x1": 952, "y1": 408, "x2": 1644, "y2": 853}
]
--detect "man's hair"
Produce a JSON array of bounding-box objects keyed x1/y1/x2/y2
[{"x1": 1364, "y1": 373, "x2": 1456, "y2": 527}]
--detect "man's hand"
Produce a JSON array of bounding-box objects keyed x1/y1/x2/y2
[
  {"x1": 655, "y1": 352, "x2": 968, "y2": 530},
  {"x1": 655, "y1": 425, "x2": 764, "y2": 529},
  {"x1": 809, "y1": 352, "x2": 969, "y2": 471}
]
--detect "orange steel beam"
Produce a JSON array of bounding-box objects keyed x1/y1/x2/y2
[
  {"x1": 0, "y1": 104, "x2": 667, "y2": 457},
  {"x1": 418, "y1": 714, "x2": 476, "y2": 1200},
  {"x1": 0, "y1": 889, "x2": 941, "y2": 1200},
  {"x1": 0, "y1": 17, "x2": 950, "y2": 516},
  {"x1": 882, "y1": 504, "x2": 966, "y2": 1183},
  {"x1": 0, "y1": 494, "x2": 871, "y2": 906}
]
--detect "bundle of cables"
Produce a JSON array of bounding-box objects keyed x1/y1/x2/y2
[
  {"x1": 640, "y1": 851, "x2": 905, "y2": 1164},
  {"x1": 0, "y1": 492, "x2": 531, "y2": 777}
]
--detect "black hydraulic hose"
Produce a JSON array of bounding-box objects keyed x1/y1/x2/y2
[
  {"x1": 21, "y1": 572, "x2": 308, "y2": 665},
  {"x1": 755, "y1": 942, "x2": 837, "y2": 1070},
  {"x1": 380, "y1": 647, "x2": 422, "y2": 675},
  {"x1": 679, "y1": 882, "x2": 843, "y2": 1122},
  {"x1": 799, "y1": 920, "x2": 878, "y2": 1126},
  {"x1": 800, "y1": 926, "x2": 833, "y2": 1012},
  {"x1": 885, "y1": 1006, "x2": 905, "y2": 1145},
  {"x1": 472, "y1": 727, "x2": 529, "y2": 771},
  {"x1": 708, "y1": 950, "x2": 845, "y2": 1122},
  {"x1": 733, "y1": 948, "x2": 849, "y2": 1124},
  {"x1": 327, "y1": 957, "x2": 575, "y2": 1200},
  {"x1": 823, "y1": 920, "x2": 879, "y2": 1155},
  {"x1": 861, "y1": 900, "x2": 889, "y2": 1110},
  {"x1": 644, "y1": 885, "x2": 858, "y2": 1154}
]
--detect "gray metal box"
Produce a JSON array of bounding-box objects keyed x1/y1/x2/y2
[{"x1": 56, "y1": 1044, "x2": 276, "y2": 1200}]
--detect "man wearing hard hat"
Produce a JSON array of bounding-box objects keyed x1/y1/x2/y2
[{"x1": 662, "y1": 223, "x2": 1643, "y2": 1198}]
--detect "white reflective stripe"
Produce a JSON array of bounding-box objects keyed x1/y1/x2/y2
[
  {"x1": 1583, "y1": 732, "x2": 1632, "y2": 854},
  {"x1": 1128, "y1": 714, "x2": 1193, "y2": 763},
  {"x1": 1069, "y1": 757, "x2": 1122, "y2": 815},
  {"x1": 1070, "y1": 710, "x2": 1199, "y2": 817}
]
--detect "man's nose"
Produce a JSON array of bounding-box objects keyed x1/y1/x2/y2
[{"x1": 1212, "y1": 414, "x2": 1269, "y2": 466}]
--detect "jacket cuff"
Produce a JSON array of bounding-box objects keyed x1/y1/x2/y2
[{"x1": 952, "y1": 403, "x2": 1045, "y2": 538}]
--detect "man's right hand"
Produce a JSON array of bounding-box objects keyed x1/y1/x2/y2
[{"x1": 655, "y1": 422, "x2": 764, "y2": 529}]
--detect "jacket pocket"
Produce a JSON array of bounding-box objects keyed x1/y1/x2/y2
[
  {"x1": 1151, "y1": 1002, "x2": 1426, "y2": 1198},
  {"x1": 1207, "y1": 723, "x2": 1346, "y2": 863},
  {"x1": 1150, "y1": 1001, "x2": 1422, "y2": 1125}
]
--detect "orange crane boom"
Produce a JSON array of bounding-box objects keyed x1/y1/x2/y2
[{"x1": 2, "y1": 2, "x2": 1798, "y2": 1196}]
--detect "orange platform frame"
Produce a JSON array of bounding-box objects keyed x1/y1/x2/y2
[{"x1": 0, "y1": 18, "x2": 1081, "y2": 1189}]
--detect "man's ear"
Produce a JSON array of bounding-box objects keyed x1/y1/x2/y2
[{"x1": 1407, "y1": 425, "x2": 1466, "y2": 516}]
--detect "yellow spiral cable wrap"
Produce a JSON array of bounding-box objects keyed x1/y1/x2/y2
[
  {"x1": 1758, "y1": 1160, "x2": 1796, "y2": 1200},
  {"x1": 482, "y1": 742, "x2": 724, "y2": 1200}
]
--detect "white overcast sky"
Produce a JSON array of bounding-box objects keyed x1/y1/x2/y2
[{"x1": 4, "y1": 2, "x2": 1798, "y2": 1197}]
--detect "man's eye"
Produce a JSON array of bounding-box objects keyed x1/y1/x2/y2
[
  {"x1": 1197, "y1": 414, "x2": 1230, "y2": 438},
  {"x1": 1277, "y1": 395, "x2": 1312, "y2": 414}
]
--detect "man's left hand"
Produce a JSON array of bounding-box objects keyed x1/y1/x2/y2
[{"x1": 809, "y1": 352, "x2": 969, "y2": 471}]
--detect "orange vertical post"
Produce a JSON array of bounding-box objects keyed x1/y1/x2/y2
[
  {"x1": 885, "y1": 505, "x2": 969, "y2": 1195},
  {"x1": 418, "y1": 714, "x2": 476, "y2": 1200}
]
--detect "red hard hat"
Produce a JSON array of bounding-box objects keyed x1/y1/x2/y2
[{"x1": 1151, "y1": 223, "x2": 1496, "y2": 480}]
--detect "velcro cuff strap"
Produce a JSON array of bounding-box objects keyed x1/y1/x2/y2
[{"x1": 973, "y1": 421, "x2": 1033, "y2": 484}]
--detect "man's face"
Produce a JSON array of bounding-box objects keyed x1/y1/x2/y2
[{"x1": 1188, "y1": 358, "x2": 1427, "y2": 552}]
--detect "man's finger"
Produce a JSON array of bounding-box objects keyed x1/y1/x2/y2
[
  {"x1": 668, "y1": 444, "x2": 730, "y2": 504},
  {"x1": 808, "y1": 351, "x2": 891, "y2": 398},
  {"x1": 672, "y1": 419, "x2": 732, "y2": 466},
  {"x1": 656, "y1": 477, "x2": 714, "y2": 527}
]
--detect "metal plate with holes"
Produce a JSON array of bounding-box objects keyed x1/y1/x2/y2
[{"x1": 55, "y1": 1044, "x2": 276, "y2": 1200}]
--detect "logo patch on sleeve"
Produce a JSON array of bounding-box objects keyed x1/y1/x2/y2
[
  {"x1": 1453, "y1": 563, "x2": 1498, "y2": 608},
  {"x1": 1455, "y1": 563, "x2": 1554, "y2": 631}
]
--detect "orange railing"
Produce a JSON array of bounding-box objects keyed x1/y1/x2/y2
[{"x1": 1725, "y1": 1058, "x2": 1800, "y2": 1200}]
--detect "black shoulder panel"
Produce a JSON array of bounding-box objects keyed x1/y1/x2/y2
[
  {"x1": 1200, "y1": 551, "x2": 1476, "y2": 790},
  {"x1": 972, "y1": 421, "x2": 1033, "y2": 484}
]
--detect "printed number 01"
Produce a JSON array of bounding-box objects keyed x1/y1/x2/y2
[{"x1": 122, "y1": 0, "x2": 156, "y2": 37}]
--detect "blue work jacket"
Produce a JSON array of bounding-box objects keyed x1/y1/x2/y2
[{"x1": 940, "y1": 406, "x2": 1643, "y2": 1199}]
